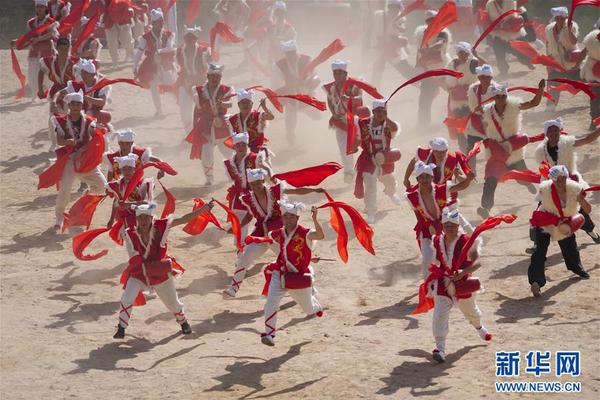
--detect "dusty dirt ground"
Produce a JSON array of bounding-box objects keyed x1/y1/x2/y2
[{"x1": 1, "y1": 40, "x2": 599, "y2": 400}]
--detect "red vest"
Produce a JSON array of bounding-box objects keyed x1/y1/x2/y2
[
  {"x1": 433, "y1": 233, "x2": 474, "y2": 299},
  {"x1": 176, "y1": 43, "x2": 209, "y2": 87},
  {"x1": 240, "y1": 183, "x2": 283, "y2": 237},
  {"x1": 193, "y1": 84, "x2": 233, "y2": 138},
  {"x1": 323, "y1": 80, "x2": 363, "y2": 130},
  {"x1": 41, "y1": 55, "x2": 76, "y2": 97},
  {"x1": 142, "y1": 29, "x2": 175, "y2": 70},
  {"x1": 416, "y1": 148, "x2": 461, "y2": 184},
  {"x1": 104, "y1": 0, "x2": 134, "y2": 28},
  {"x1": 69, "y1": 79, "x2": 105, "y2": 113},
  {"x1": 228, "y1": 111, "x2": 265, "y2": 151},
  {"x1": 53, "y1": 114, "x2": 95, "y2": 146},
  {"x1": 106, "y1": 146, "x2": 147, "y2": 180},
  {"x1": 27, "y1": 15, "x2": 56, "y2": 59},
  {"x1": 224, "y1": 151, "x2": 259, "y2": 210},
  {"x1": 406, "y1": 183, "x2": 457, "y2": 240},
  {"x1": 106, "y1": 177, "x2": 151, "y2": 228},
  {"x1": 355, "y1": 117, "x2": 396, "y2": 175},
  {"x1": 271, "y1": 225, "x2": 312, "y2": 274}
]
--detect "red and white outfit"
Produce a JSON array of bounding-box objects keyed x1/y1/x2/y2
[
  {"x1": 545, "y1": 19, "x2": 580, "y2": 73},
  {"x1": 445, "y1": 46, "x2": 478, "y2": 143},
  {"x1": 118, "y1": 215, "x2": 187, "y2": 330},
  {"x1": 581, "y1": 27, "x2": 600, "y2": 83},
  {"x1": 467, "y1": 78, "x2": 495, "y2": 140},
  {"x1": 132, "y1": 0, "x2": 149, "y2": 43},
  {"x1": 189, "y1": 81, "x2": 234, "y2": 182},
  {"x1": 105, "y1": 146, "x2": 150, "y2": 181},
  {"x1": 176, "y1": 33, "x2": 210, "y2": 131},
  {"x1": 323, "y1": 72, "x2": 363, "y2": 173},
  {"x1": 262, "y1": 222, "x2": 323, "y2": 342},
  {"x1": 65, "y1": 77, "x2": 112, "y2": 126},
  {"x1": 226, "y1": 111, "x2": 269, "y2": 155},
  {"x1": 134, "y1": 23, "x2": 176, "y2": 114},
  {"x1": 104, "y1": 0, "x2": 135, "y2": 63},
  {"x1": 415, "y1": 145, "x2": 465, "y2": 185},
  {"x1": 354, "y1": 112, "x2": 400, "y2": 218},
  {"x1": 534, "y1": 134, "x2": 585, "y2": 185},
  {"x1": 226, "y1": 180, "x2": 284, "y2": 296},
  {"x1": 48, "y1": 0, "x2": 70, "y2": 22},
  {"x1": 485, "y1": 0, "x2": 525, "y2": 42},
  {"x1": 26, "y1": 14, "x2": 59, "y2": 98},
  {"x1": 405, "y1": 181, "x2": 458, "y2": 278},
  {"x1": 533, "y1": 178, "x2": 583, "y2": 242},
  {"x1": 52, "y1": 112, "x2": 108, "y2": 226}
]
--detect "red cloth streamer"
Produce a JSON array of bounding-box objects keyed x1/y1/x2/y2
[
  {"x1": 524, "y1": 19, "x2": 547, "y2": 42},
  {"x1": 245, "y1": 236, "x2": 274, "y2": 245},
  {"x1": 583, "y1": 185, "x2": 600, "y2": 194},
  {"x1": 317, "y1": 200, "x2": 375, "y2": 256},
  {"x1": 272, "y1": 162, "x2": 342, "y2": 187},
  {"x1": 399, "y1": 0, "x2": 430, "y2": 19},
  {"x1": 530, "y1": 210, "x2": 560, "y2": 227},
  {"x1": 209, "y1": 21, "x2": 244, "y2": 61},
  {"x1": 85, "y1": 77, "x2": 143, "y2": 95},
  {"x1": 276, "y1": 94, "x2": 327, "y2": 111},
  {"x1": 342, "y1": 77, "x2": 384, "y2": 99},
  {"x1": 323, "y1": 191, "x2": 349, "y2": 263},
  {"x1": 14, "y1": 21, "x2": 54, "y2": 50},
  {"x1": 474, "y1": 9, "x2": 520, "y2": 49},
  {"x1": 443, "y1": 114, "x2": 471, "y2": 133},
  {"x1": 158, "y1": 180, "x2": 176, "y2": 218},
  {"x1": 10, "y1": 48, "x2": 27, "y2": 100},
  {"x1": 346, "y1": 96, "x2": 357, "y2": 155},
  {"x1": 73, "y1": 227, "x2": 110, "y2": 261},
  {"x1": 143, "y1": 161, "x2": 178, "y2": 176},
  {"x1": 214, "y1": 199, "x2": 243, "y2": 251},
  {"x1": 499, "y1": 169, "x2": 541, "y2": 184},
  {"x1": 122, "y1": 161, "x2": 177, "y2": 201},
  {"x1": 420, "y1": 1, "x2": 458, "y2": 48},
  {"x1": 549, "y1": 78, "x2": 597, "y2": 100},
  {"x1": 58, "y1": 0, "x2": 90, "y2": 35},
  {"x1": 62, "y1": 193, "x2": 105, "y2": 232},
  {"x1": 164, "y1": 0, "x2": 177, "y2": 14},
  {"x1": 246, "y1": 85, "x2": 284, "y2": 112},
  {"x1": 568, "y1": 0, "x2": 600, "y2": 26},
  {"x1": 508, "y1": 86, "x2": 556, "y2": 103},
  {"x1": 510, "y1": 41, "x2": 566, "y2": 72},
  {"x1": 301, "y1": 38, "x2": 346, "y2": 78},
  {"x1": 74, "y1": 128, "x2": 106, "y2": 173},
  {"x1": 183, "y1": 198, "x2": 224, "y2": 235},
  {"x1": 594, "y1": 116, "x2": 600, "y2": 126},
  {"x1": 388, "y1": 69, "x2": 463, "y2": 101},
  {"x1": 185, "y1": 0, "x2": 201, "y2": 26},
  {"x1": 38, "y1": 147, "x2": 74, "y2": 190},
  {"x1": 72, "y1": 9, "x2": 101, "y2": 54}
]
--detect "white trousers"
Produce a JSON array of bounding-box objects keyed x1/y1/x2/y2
[
  {"x1": 178, "y1": 86, "x2": 194, "y2": 133},
  {"x1": 27, "y1": 57, "x2": 43, "y2": 98},
  {"x1": 432, "y1": 291, "x2": 482, "y2": 353},
  {"x1": 105, "y1": 24, "x2": 134, "y2": 63},
  {"x1": 334, "y1": 127, "x2": 354, "y2": 173},
  {"x1": 201, "y1": 140, "x2": 229, "y2": 181},
  {"x1": 230, "y1": 241, "x2": 276, "y2": 292},
  {"x1": 55, "y1": 159, "x2": 107, "y2": 224},
  {"x1": 118, "y1": 277, "x2": 186, "y2": 328},
  {"x1": 149, "y1": 70, "x2": 176, "y2": 114},
  {"x1": 263, "y1": 270, "x2": 322, "y2": 336},
  {"x1": 363, "y1": 171, "x2": 397, "y2": 215},
  {"x1": 132, "y1": 21, "x2": 145, "y2": 45},
  {"x1": 419, "y1": 236, "x2": 436, "y2": 279}
]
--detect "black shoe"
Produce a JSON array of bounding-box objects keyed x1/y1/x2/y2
[
  {"x1": 181, "y1": 321, "x2": 192, "y2": 335},
  {"x1": 113, "y1": 325, "x2": 125, "y2": 339},
  {"x1": 525, "y1": 246, "x2": 537, "y2": 254},
  {"x1": 477, "y1": 207, "x2": 490, "y2": 219},
  {"x1": 586, "y1": 230, "x2": 600, "y2": 244},
  {"x1": 572, "y1": 268, "x2": 590, "y2": 279}
]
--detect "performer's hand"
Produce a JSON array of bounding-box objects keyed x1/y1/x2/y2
[
  {"x1": 106, "y1": 220, "x2": 114, "y2": 229},
  {"x1": 311, "y1": 206, "x2": 318, "y2": 219},
  {"x1": 403, "y1": 178, "x2": 412, "y2": 189},
  {"x1": 157, "y1": 170, "x2": 165, "y2": 180},
  {"x1": 451, "y1": 271, "x2": 466, "y2": 282},
  {"x1": 538, "y1": 79, "x2": 546, "y2": 90},
  {"x1": 37, "y1": 89, "x2": 45, "y2": 99},
  {"x1": 315, "y1": 188, "x2": 325, "y2": 193},
  {"x1": 311, "y1": 256, "x2": 321, "y2": 263},
  {"x1": 64, "y1": 138, "x2": 76, "y2": 147},
  {"x1": 10, "y1": 39, "x2": 16, "y2": 48}
]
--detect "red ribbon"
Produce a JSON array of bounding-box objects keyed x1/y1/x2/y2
[
  {"x1": 73, "y1": 227, "x2": 110, "y2": 261},
  {"x1": 301, "y1": 38, "x2": 346, "y2": 78},
  {"x1": 183, "y1": 198, "x2": 225, "y2": 235},
  {"x1": 388, "y1": 69, "x2": 464, "y2": 102},
  {"x1": 276, "y1": 94, "x2": 327, "y2": 111},
  {"x1": 158, "y1": 180, "x2": 176, "y2": 219},
  {"x1": 245, "y1": 236, "x2": 274, "y2": 245},
  {"x1": 85, "y1": 77, "x2": 143, "y2": 95},
  {"x1": 510, "y1": 41, "x2": 566, "y2": 72},
  {"x1": 72, "y1": 8, "x2": 101, "y2": 53},
  {"x1": 214, "y1": 199, "x2": 243, "y2": 251},
  {"x1": 185, "y1": 0, "x2": 201, "y2": 25},
  {"x1": 399, "y1": 0, "x2": 430, "y2": 19},
  {"x1": 420, "y1": 1, "x2": 458, "y2": 48},
  {"x1": 317, "y1": 200, "x2": 375, "y2": 257},
  {"x1": 62, "y1": 193, "x2": 105, "y2": 232},
  {"x1": 58, "y1": 0, "x2": 90, "y2": 35},
  {"x1": 209, "y1": 21, "x2": 244, "y2": 61},
  {"x1": 14, "y1": 21, "x2": 54, "y2": 50},
  {"x1": 38, "y1": 146, "x2": 74, "y2": 190},
  {"x1": 10, "y1": 48, "x2": 27, "y2": 100},
  {"x1": 246, "y1": 85, "x2": 284, "y2": 112},
  {"x1": 568, "y1": 0, "x2": 600, "y2": 26},
  {"x1": 342, "y1": 77, "x2": 384, "y2": 100},
  {"x1": 123, "y1": 161, "x2": 178, "y2": 201},
  {"x1": 474, "y1": 9, "x2": 520, "y2": 49},
  {"x1": 323, "y1": 191, "x2": 349, "y2": 263},
  {"x1": 272, "y1": 162, "x2": 342, "y2": 187},
  {"x1": 346, "y1": 96, "x2": 357, "y2": 155},
  {"x1": 74, "y1": 128, "x2": 106, "y2": 173},
  {"x1": 549, "y1": 78, "x2": 597, "y2": 100}
]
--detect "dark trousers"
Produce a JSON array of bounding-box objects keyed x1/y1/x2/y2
[
  {"x1": 591, "y1": 85, "x2": 600, "y2": 123},
  {"x1": 489, "y1": 36, "x2": 533, "y2": 75},
  {"x1": 547, "y1": 69, "x2": 581, "y2": 106},
  {"x1": 481, "y1": 159, "x2": 532, "y2": 210},
  {"x1": 528, "y1": 228, "x2": 583, "y2": 287},
  {"x1": 418, "y1": 79, "x2": 439, "y2": 125},
  {"x1": 460, "y1": 135, "x2": 483, "y2": 171},
  {"x1": 529, "y1": 208, "x2": 596, "y2": 243}
]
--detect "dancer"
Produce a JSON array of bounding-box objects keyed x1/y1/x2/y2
[
  {"x1": 581, "y1": 18, "x2": 600, "y2": 130},
  {"x1": 104, "y1": 129, "x2": 164, "y2": 181},
  {"x1": 226, "y1": 89, "x2": 275, "y2": 155},
  {"x1": 465, "y1": 64, "x2": 496, "y2": 170}
]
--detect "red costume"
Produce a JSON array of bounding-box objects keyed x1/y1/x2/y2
[
  {"x1": 106, "y1": 177, "x2": 153, "y2": 234},
  {"x1": 416, "y1": 147, "x2": 464, "y2": 184},
  {"x1": 224, "y1": 151, "x2": 260, "y2": 211},
  {"x1": 240, "y1": 183, "x2": 284, "y2": 237},
  {"x1": 40, "y1": 55, "x2": 76, "y2": 99},
  {"x1": 27, "y1": 15, "x2": 58, "y2": 59},
  {"x1": 105, "y1": 146, "x2": 149, "y2": 180},
  {"x1": 405, "y1": 183, "x2": 458, "y2": 242},
  {"x1": 227, "y1": 111, "x2": 267, "y2": 152}
]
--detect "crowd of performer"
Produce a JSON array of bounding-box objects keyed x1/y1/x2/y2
[{"x1": 11, "y1": 0, "x2": 600, "y2": 362}]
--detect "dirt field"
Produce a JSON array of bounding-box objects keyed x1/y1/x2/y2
[{"x1": 1, "y1": 41, "x2": 599, "y2": 399}]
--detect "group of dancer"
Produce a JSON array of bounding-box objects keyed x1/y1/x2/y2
[{"x1": 13, "y1": 0, "x2": 600, "y2": 362}]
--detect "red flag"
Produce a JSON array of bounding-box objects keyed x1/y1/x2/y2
[
  {"x1": 276, "y1": 94, "x2": 327, "y2": 111},
  {"x1": 548, "y1": 78, "x2": 597, "y2": 100},
  {"x1": 158, "y1": 180, "x2": 176, "y2": 218},
  {"x1": 323, "y1": 191, "x2": 349, "y2": 263},
  {"x1": 245, "y1": 236, "x2": 274, "y2": 245},
  {"x1": 122, "y1": 167, "x2": 145, "y2": 201},
  {"x1": 10, "y1": 48, "x2": 27, "y2": 100},
  {"x1": 499, "y1": 169, "x2": 542, "y2": 184},
  {"x1": 246, "y1": 85, "x2": 284, "y2": 112},
  {"x1": 318, "y1": 200, "x2": 375, "y2": 256},
  {"x1": 185, "y1": 0, "x2": 201, "y2": 26},
  {"x1": 73, "y1": 227, "x2": 110, "y2": 261},
  {"x1": 568, "y1": 0, "x2": 600, "y2": 26},
  {"x1": 474, "y1": 9, "x2": 520, "y2": 49},
  {"x1": 420, "y1": 1, "x2": 458, "y2": 48},
  {"x1": 273, "y1": 162, "x2": 342, "y2": 187},
  {"x1": 14, "y1": 21, "x2": 55, "y2": 50},
  {"x1": 72, "y1": 9, "x2": 101, "y2": 54},
  {"x1": 143, "y1": 161, "x2": 178, "y2": 176},
  {"x1": 38, "y1": 147, "x2": 74, "y2": 190},
  {"x1": 443, "y1": 114, "x2": 471, "y2": 133},
  {"x1": 85, "y1": 77, "x2": 143, "y2": 95},
  {"x1": 58, "y1": 0, "x2": 90, "y2": 35},
  {"x1": 210, "y1": 21, "x2": 244, "y2": 60},
  {"x1": 510, "y1": 41, "x2": 567, "y2": 72},
  {"x1": 214, "y1": 199, "x2": 243, "y2": 251},
  {"x1": 183, "y1": 198, "x2": 225, "y2": 235},
  {"x1": 399, "y1": 0, "x2": 430, "y2": 19},
  {"x1": 388, "y1": 69, "x2": 464, "y2": 101},
  {"x1": 346, "y1": 96, "x2": 357, "y2": 155},
  {"x1": 74, "y1": 128, "x2": 106, "y2": 173},
  {"x1": 531, "y1": 55, "x2": 567, "y2": 73},
  {"x1": 62, "y1": 193, "x2": 105, "y2": 232},
  {"x1": 301, "y1": 38, "x2": 346, "y2": 78},
  {"x1": 342, "y1": 77, "x2": 384, "y2": 99}
]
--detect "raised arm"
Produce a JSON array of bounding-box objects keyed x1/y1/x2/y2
[
  {"x1": 307, "y1": 207, "x2": 324, "y2": 241},
  {"x1": 449, "y1": 171, "x2": 475, "y2": 193},
  {"x1": 520, "y1": 79, "x2": 545, "y2": 111},
  {"x1": 574, "y1": 126, "x2": 600, "y2": 147},
  {"x1": 578, "y1": 191, "x2": 592, "y2": 214},
  {"x1": 171, "y1": 199, "x2": 215, "y2": 228},
  {"x1": 403, "y1": 157, "x2": 417, "y2": 189},
  {"x1": 284, "y1": 187, "x2": 325, "y2": 195}
]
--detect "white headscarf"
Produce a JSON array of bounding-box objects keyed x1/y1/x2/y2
[
  {"x1": 246, "y1": 168, "x2": 267, "y2": 182},
  {"x1": 236, "y1": 89, "x2": 254, "y2": 102},
  {"x1": 543, "y1": 118, "x2": 563, "y2": 135},
  {"x1": 150, "y1": 8, "x2": 164, "y2": 22},
  {"x1": 115, "y1": 153, "x2": 139, "y2": 168},
  {"x1": 65, "y1": 89, "x2": 84, "y2": 104},
  {"x1": 550, "y1": 7, "x2": 568, "y2": 18},
  {"x1": 548, "y1": 165, "x2": 569, "y2": 181},
  {"x1": 78, "y1": 59, "x2": 96, "y2": 75},
  {"x1": 415, "y1": 161, "x2": 437, "y2": 177},
  {"x1": 232, "y1": 132, "x2": 249, "y2": 144},
  {"x1": 429, "y1": 137, "x2": 449, "y2": 151},
  {"x1": 133, "y1": 203, "x2": 157, "y2": 216},
  {"x1": 278, "y1": 199, "x2": 306, "y2": 216},
  {"x1": 455, "y1": 41, "x2": 472, "y2": 55},
  {"x1": 115, "y1": 129, "x2": 135, "y2": 142},
  {"x1": 331, "y1": 59, "x2": 349, "y2": 71},
  {"x1": 372, "y1": 99, "x2": 387, "y2": 110},
  {"x1": 491, "y1": 82, "x2": 509, "y2": 96},
  {"x1": 442, "y1": 207, "x2": 460, "y2": 225},
  {"x1": 475, "y1": 64, "x2": 493, "y2": 77}
]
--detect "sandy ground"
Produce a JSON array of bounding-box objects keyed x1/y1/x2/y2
[{"x1": 1, "y1": 41, "x2": 599, "y2": 400}]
